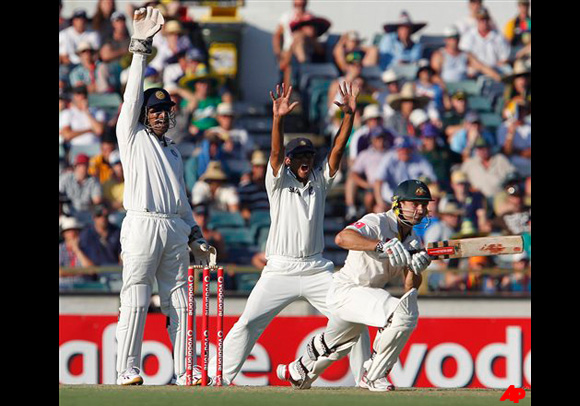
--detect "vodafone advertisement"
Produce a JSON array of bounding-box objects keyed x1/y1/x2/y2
[{"x1": 59, "y1": 315, "x2": 531, "y2": 388}]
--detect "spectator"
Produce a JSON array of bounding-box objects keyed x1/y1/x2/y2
[
  {"x1": 150, "y1": 19, "x2": 193, "y2": 73},
  {"x1": 333, "y1": 31, "x2": 379, "y2": 73},
  {"x1": 59, "y1": 191, "x2": 76, "y2": 221},
  {"x1": 415, "y1": 59, "x2": 445, "y2": 113},
  {"x1": 460, "y1": 136, "x2": 516, "y2": 199},
  {"x1": 503, "y1": 0, "x2": 531, "y2": 60},
  {"x1": 501, "y1": 59, "x2": 531, "y2": 119},
  {"x1": 347, "y1": 104, "x2": 394, "y2": 164},
  {"x1": 281, "y1": 14, "x2": 331, "y2": 71},
  {"x1": 163, "y1": 47, "x2": 206, "y2": 89},
  {"x1": 431, "y1": 25, "x2": 502, "y2": 84},
  {"x1": 179, "y1": 72, "x2": 222, "y2": 137},
  {"x1": 496, "y1": 101, "x2": 531, "y2": 177},
  {"x1": 499, "y1": 252, "x2": 530, "y2": 292},
  {"x1": 449, "y1": 170, "x2": 491, "y2": 233},
  {"x1": 192, "y1": 204, "x2": 227, "y2": 264},
  {"x1": 455, "y1": 0, "x2": 496, "y2": 36},
  {"x1": 91, "y1": 0, "x2": 117, "y2": 43},
  {"x1": 374, "y1": 69, "x2": 401, "y2": 120},
  {"x1": 465, "y1": 256, "x2": 497, "y2": 293},
  {"x1": 59, "y1": 9, "x2": 101, "y2": 66},
  {"x1": 385, "y1": 82, "x2": 430, "y2": 136},
  {"x1": 143, "y1": 66, "x2": 163, "y2": 90},
  {"x1": 59, "y1": 154, "x2": 103, "y2": 225},
  {"x1": 449, "y1": 111, "x2": 496, "y2": 160},
  {"x1": 59, "y1": 216, "x2": 94, "y2": 269},
  {"x1": 373, "y1": 136, "x2": 437, "y2": 211},
  {"x1": 418, "y1": 124, "x2": 462, "y2": 191},
  {"x1": 191, "y1": 161, "x2": 240, "y2": 212},
  {"x1": 68, "y1": 41, "x2": 112, "y2": 94},
  {"x1": 59, "y1": 85, "x2": 106, "y2": 148},
  {"x1": 377, "y1": 10, "x2": 425, "y2": 70},
  {"x1": 192, "y1": 130, "x2": 234, "y2": 185},
  {"x1": 346, "y1": 126, "x2": 392, "y2": 220},
  {"x1": 459, "y1": 7, "x2": 511, "y2": 70},
  {"x1": 79, "y1": 203, "x2": 122, "y2": 266},
  {"x1": 99, "y1": 11, "x2": 131, "y2": 92},
  {"x1": 272, "y1": 0, "x2": 313, "y2": 68},
  {"x1": 59, "y1": 0, "x2": 69, "y2": 32},
  {"x1": 88, "y1": 129, "x2": 117, "y2": 184},
  {"x1": 443, "y1": 90, "x2": 469, "y2": 141},
  {"x1": 102, "y1": 150, "x2": 124, "y2": 212},
  {"x1": 238, "y1": 150, "x2": 270, "y2": 221},
  {"x1": 205, "y1": 103, "x2": 254, "y2": 160},
  {"x1": 491, "y1": 183, "x2": 530, "y2": 235}
]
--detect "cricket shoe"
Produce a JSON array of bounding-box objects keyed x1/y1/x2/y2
[
  {"x1": 276, "y1": 358, "x2": 312, "y2": 390},
  {"x1": 359, "y1": 372, "x2": 395, "y2": 392},
  {"x1": 173, "y1": 366, "x2": 214, "y2": 386},
  {"x1": 116, "y1": 367, "x2": 144, "y2": 386}
]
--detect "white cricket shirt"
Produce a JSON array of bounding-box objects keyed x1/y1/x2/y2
[
  {"x1": 334, "y1": 210, "x2": 423, "y2": 288},
  {"x1": 116, "y1": 53, "x2": 196, "y2": 229},
  {"x1": 263, "y1": 158, "x2": 336, "y2": 275}
]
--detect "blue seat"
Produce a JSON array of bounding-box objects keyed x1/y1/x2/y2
[
  {"x1": 361, "y1": 66, "x2": 383, "y2": 81},
  {"x1": 250, "y1": 210, "x2": 270, "y2": 227},
  {"x1": 69, "y1": 144, "x2": 101, "y2": 160},
  {"x1": 467, "y1": 96, "x2": 492, "y2": 112},
  {"x1": 392, "y1": 63, "x2": 418, "y2": 80},
  {"x1": 234, "y1": 272, "x2": 261, "y2": 293},
  {"x1": 446, "y1": 80, "x2": 480, "y2": 96},
  {"x1": 207, "y1": 211, "x2": 245, "y2": 229},
  {"x1": 88, "y1": 93, "x2": 122, "y2": 116},
  {"x1": 479, "y1": 112, "x2": 503, "y2": 131},
  {"x1": 218, "y1": 227, "x2": 255, "y2": 247},
  {"x1": 298, "y1": 63, "x2": 339, "y2": 93}
]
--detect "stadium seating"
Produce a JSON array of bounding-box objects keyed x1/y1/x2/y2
[
  {"x1": 467, "y1": 96, "x2": 493, "y2": 112},
  {"x1": 208, "y1": 211, "x2": 246, "y2": 229},
  {"x1": 445, "y1": 80, "x2": 481, "y2": 96},
  {"x1": 235, "y1": 272, "x2": 261, "y2": 292},
  {"x1": 218, "y1": 227, "x2": 255, "y2": 247}
]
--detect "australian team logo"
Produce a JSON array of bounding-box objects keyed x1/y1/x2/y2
[{"x1": 416, "y1": 187, "x2": 427, "y2": 196}]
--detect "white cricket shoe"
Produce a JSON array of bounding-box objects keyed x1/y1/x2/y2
[
  {"x1": 359, "y1": 372, "x2": 395, "y2": 392},
  {"x1": 173, "y1": 366, "x2": 215, "y2": 386},
  {"x1": 276, "y1": 360, "x2": 312, "y2": 390},
  {"x1": 116, "y1": 367, "x2": 144, "y2": 386}
]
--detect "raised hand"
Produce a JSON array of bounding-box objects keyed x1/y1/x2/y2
[
  {"x1": 269, "y1": 83, "x2": 299, "y2": 118},
  {"x1": 333, "y1": 81, "x2": 359, "y2": 115},
  {"x1": 133, "y1": 7, "x2": 164, "y2": 39}
]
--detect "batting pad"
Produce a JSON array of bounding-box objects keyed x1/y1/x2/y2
[
  {"x1": 116, "y1": 284, "x2": 152, "y2": 375},
  {"x1": 166, "y1": 285, "x2": 189, "y2": 377},
  {"x1": 366, "y1": 288, "x2": 419, "y2": 381}
]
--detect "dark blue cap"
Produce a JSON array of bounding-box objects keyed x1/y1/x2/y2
[
  {"x1": 186, "y1": 48, "x2": 204, "y2": 62},
  {"x1": 421, "y1": 123, "x2": 439, "y2": 138},
  {"x1": 394, "y1": 136, "x2": 414, "y2": 149},
  {"x1": 285, "y1": 137, "x2": 316, "y2": 157},
  {"x1": 72, "y1": 9, "x2": 88, "y2": 19},
  {"x1": 143, "y1": 88, "x2": 176, "y2": 108}
]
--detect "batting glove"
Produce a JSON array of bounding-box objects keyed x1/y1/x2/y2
[
  {"x1": 129, "y1": 7, "x2": 164, "y2": 55},
  {"x1": 410, "y1": 251, "x2": 431, "y2": 275},
  {"x1": 377, "y1": 238, "x2": 412, "y2": 268},
  {"x1": 188, "y1": 226, "x2": 217, "y2": 267}
]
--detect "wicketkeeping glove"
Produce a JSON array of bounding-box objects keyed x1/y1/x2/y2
[
  {"x1": 377, "y1": 238, "x2": 412, "y2": 268},
  {"x1": 410, "y1": 251, "x2": 431, "y2": 275},
  {"x1": 129, "y1": 7, "x2": 164, "y2": 55},
  {"x1": 188, "y1": 226, "x2": 217, "y2": 267}
]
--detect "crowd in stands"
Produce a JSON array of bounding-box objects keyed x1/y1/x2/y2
[{"x1": 59, "y1": 0, "x2": 531, "y2": 294}]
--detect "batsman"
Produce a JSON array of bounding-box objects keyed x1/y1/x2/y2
[
  {"x1": 278, "y1": 179, "x2": 433, "y2": 391},
  {"x1": 114, "y1": 7, "x2": 216, "y2": 386}
]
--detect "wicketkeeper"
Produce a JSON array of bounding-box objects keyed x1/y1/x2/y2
[
  {"x1": 277, "y1": 179, "x2": 433, "y2": 391},
  {"x1": 114, "y1": 7, "x2": 216, "y2": 386}
]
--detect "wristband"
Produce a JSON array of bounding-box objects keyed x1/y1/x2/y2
[
  {"x1": 375, "y1": 240, "x2": 385, "y2": 253},
  {"x1": 129, "y1": 37, "x2": 153, "y2": 55}
]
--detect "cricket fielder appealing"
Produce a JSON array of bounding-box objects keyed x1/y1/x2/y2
[
  {"x1": 277, "y1": 179, "x2": 433, "y2": 391},
  {"x1": 208, "y1": 82, "x2": 370, "y2": 385},
  {"x1": 115, "y1": 7, "x2": 216, "y2": 386}
]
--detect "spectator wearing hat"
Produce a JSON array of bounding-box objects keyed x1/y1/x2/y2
[
  {"x1": 459, "y1": 6, "x2": 511, "y2": 70},
  {"x1": 449, "y1": 111, "x2": 496, "y2": 160},
  {"x1": 79, "y1": 203, "x2": 122, "y2": 266},
  {"x1": 496, "y1": 100, "x2": 531, "y2": 177},
  {"x1": 333, "y1": 31, "x2": 379, "y2": 74},
  {"x1": 150, "y1": 19, "x2": 193, "y2": 73},
  {"x1": 503, "y1": 0, "x2": 531, "y2": 60},
  {"x1": 88, "y1": 128, "x2": 118, "y2": 184},
  {"x1": 347, "y1": 104, "x2": 394, "y2": 164},
  {"x1": 205, "y1": 103, "x2": 254, "y2": 160},
  {"x1": 191, "y1": 203, "x2": 227, "y2": 264},
  {"x1": 424, "y1": 198, "x2": 465, "y2": 272},
  {"x1": 69, "y1": 41, "x2": 112, "y2": 93},
  {"x1": 185, "y1": 128, "x2": 232, "y2": 192},
  {"x1": 272, "y1": 0, "x2": 313, "y2": 64},
  {"x1": 491, "y1": 183, "x2": 530, "y2": 235},
  {"x1": 373, "y1": 136, "x2": 437, "y2": 211},
  {"x1": 501, "y1": 59, "x2": 531, "y2": 119},
  {"x1": 385, "y1": 82, "x2": 430, "y2": 136},
  {"x1": 455, "y1": 0, "x2": 496, "y2": 36},
  {"x1": 177, "y1": 72, "x2": 223, "y2": 137},
  {"x1": 59, "y1": 85, "x2": 106, "y2": 148},
  {"x1": 59, "y1": 9, "x2": 101, "y2": 66},
  {"x1": 283, "y1": 14, "x2": 331, "y2": 65},
  {"x1": 442, "y1": 90, "x2": 469, "y2": 140},
  {"x1": 238, "y1": 150, "x2": 270, "y2": 221},
  {"x1": 59, "y1": 154, "x2": 104, "y2": 225},
  {"x1": 99, "y1": 11, "x2": 131, "y2": 92},
  {"x1": 163, "y1": 47, "x2": 206, "y2": 90},
  {"x1": 377, "y1": 10, "x2": 426, "y2": 70},
  {"x1": 415, "y1": 59, "x2": 445, "y2": 113},
  {"x1": 59, "y1": 216, "x2": 94, "y2": 269},
  {"x1": 431, "y1": 25, "x2": 502, "y2": 84},
  {"x1": 102, "y1": 149, "x2": 125, "y2": 212},
  {"x1": 191, "y1": 161, "x2": 240, "y2": 212},
  {"x1": 449, "y1": 170, "x2": 490, "y2": 233},
  {"x1": 345, "y1": 126, "x2": 392, "y2": 220},
  {"x1": 373, "y1": 69, "x2": 401, "y2": 120},
  {"x1": 459, "y1": 136, "x2": 516, "y2": 199},
  {"x1": 418, "y1": 124, "x2": 462, "y2": 191}
]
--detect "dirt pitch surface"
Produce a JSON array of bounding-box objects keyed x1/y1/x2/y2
[{"x1": 59, "y1": 385, "x2": 531, "y2": 406}]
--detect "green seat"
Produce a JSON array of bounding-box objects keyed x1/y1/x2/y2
[
  {"x1": 235, "y1": 273, "x2": 261, "y2": 293},
  {"x1": 256, "y1": 226, "x2": 270, "y2": 251},
  {"x1": 446, "y1": 80, "x2": 481, "y2": 96},
  {"x1": 479, "y1": 112, "x2": 503, "y2": 130},
  {"x1": 467, "y1": 96, "x2": 492, "y2": 112},
  {"x1": 219, "y1": 227, "x2": 255, "y2": 247},
  {"x1": 250, "y1": 210, "x2": 271, "y2": 228},
  {"x1": 88, "y1": 93, "x2": 122, "y2": 110},
  {"x1": 208, "y1": 211, "x2": 245, "y2": 229},
  {"x1": 72, "y1": 281, "x2": 109, "y2": 291}
]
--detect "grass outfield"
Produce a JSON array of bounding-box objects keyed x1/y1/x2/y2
[{"x1": 59, "y1": 385, "x2": 531, "y2": 406}]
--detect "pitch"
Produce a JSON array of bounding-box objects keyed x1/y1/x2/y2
[{"x1": 59, "y1": 385, "x2": 531, "y2": 406}]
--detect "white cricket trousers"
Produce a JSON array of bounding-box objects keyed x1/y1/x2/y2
[
  {"x1": 209, "y1": 270, "x2": 371, "y2": 385},
  {"x1": 115, "y1": 211, "x2": 191, "y2": 375}
]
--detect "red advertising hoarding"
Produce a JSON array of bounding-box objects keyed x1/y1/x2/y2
[{"x1": 59, "y1": 315, "x2": 530, "y2": 388}]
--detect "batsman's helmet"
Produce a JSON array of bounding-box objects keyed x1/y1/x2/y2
[{"x1": 391, "y1": 179, "x2": 433, "y2": 226}]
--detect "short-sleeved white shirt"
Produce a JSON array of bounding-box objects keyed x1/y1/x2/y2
[
  {"x1": 334, "y1": 210, "x2": 423, "y2": 288},
  {"x1": 264, "y1": 157, "x2": 336, "y2": 262},
  {"x1": 191, "y1": 181, "x2": 240, "y2": 211},
  {"x1": 59, "y1": 106, "x2": 106, "y2": 146},
  {"x1": 459, "y1": 28, "x2": 510, "y2": 67},
  {"x1": 59, "y1": 27, "x2": 101, "y2": 65}
]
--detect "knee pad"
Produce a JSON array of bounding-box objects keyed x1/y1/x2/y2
[
  {"x1": 302, "y1": 333, "x2": 358, "y2": 379},
  {"x1": 366, "y1": 288, "x2": 419, "y2": 381},
  {"x1": 116, "y1": 284, "x2": 152, "y2": 374}
]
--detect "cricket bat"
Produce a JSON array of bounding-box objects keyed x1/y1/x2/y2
[{"x1": 414, "y1": 235, "x2": 524, "y2": 260}]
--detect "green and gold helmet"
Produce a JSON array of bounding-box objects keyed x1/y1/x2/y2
[{"x1": 392, "y1": 180, "x2": 433, "y2": 226}]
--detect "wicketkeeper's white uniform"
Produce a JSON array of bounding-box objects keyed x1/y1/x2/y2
[
  {"x1": 208, "y1": 158, "x2": 371, "y2": 385},
  {"x1": 284, "y1": 210, "x2": 423, "y2": 387},
  {"x1": 115, "y1": 52, "x2": 197, "y2": 381}
]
